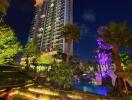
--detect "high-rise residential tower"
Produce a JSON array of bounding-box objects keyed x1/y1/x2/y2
[{"x1": 29, "y1": 0, "x2": 73, "y2": 54}]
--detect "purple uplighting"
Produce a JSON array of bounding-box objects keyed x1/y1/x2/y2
[{"x1": 96, "y1": 26, "x2": 112, "y2": 77}]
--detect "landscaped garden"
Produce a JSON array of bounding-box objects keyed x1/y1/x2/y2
[
  {"x1": 0, "y1": 21, "x2": 132, "y2": 99},
  {"x1": 0, "y1": 0, "x2": 132, "y2": 100}
]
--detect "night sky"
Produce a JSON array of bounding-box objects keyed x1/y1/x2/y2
[{"x1": 4, "y1": 0, "x2": 132, "y2": 60}]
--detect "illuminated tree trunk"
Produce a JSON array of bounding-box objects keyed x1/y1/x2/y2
[{"x1": 66, "y1": 39, "x2": 72, "y2": 64}]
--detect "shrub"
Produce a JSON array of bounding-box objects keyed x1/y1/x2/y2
[{"x1": 46, "y1": 63, "x2": 74, "y2": 89}]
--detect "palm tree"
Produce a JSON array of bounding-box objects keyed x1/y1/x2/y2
[
  {"x1": 98, "y1": 22, "x2": 132, "y2": 73},
  {"x1": 0, "y1": 0, "x2": 10, "y2": 18},
  {"x1": 62, "y1": 23, "x2": 80, "y2": 64},
  {"x1": 98, "y1": 22, "x2": 132, "y2": 92}
]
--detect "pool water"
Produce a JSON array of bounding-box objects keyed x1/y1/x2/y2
[{"x1": 75, "y1": 81, "x2": 108, "y2": 96}]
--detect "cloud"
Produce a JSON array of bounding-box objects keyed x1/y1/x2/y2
[
  {"x1": 80, "y1": 24, "x2": 90, "y2": 37},
  {"x1": 79, "y1": 24, "x2": 94, "y2": 38},
  {"x1": 82, "y1": 10, "x2": 96, "y2": 22}
]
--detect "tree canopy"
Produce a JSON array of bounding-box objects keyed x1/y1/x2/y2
[
  {"x1": 98, "y1": 22, "x2": 132, "y2": 48},
  {"x1": 62, "y1": 23, "x2": 80, "y2": 64},
  {"x1": 62, "y1": 23, "x2": 80, "y2": 42},
  {"x1": 0, "y1": 25, "x2": 22, "y2": 64},
  {"x1": 47, "y1": 63, "x2": 74, "y2": 89},
  {"x1": 23, "y1": 42, "x2": 40, "y2": 57},
  {"x1": 97, "y1": 22, "x2": 132, "y2": 72}
]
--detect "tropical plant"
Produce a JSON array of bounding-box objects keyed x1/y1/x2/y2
[
  {"x1": 97, "y1": 22, "x2": 132, "y2": 92},
  {"x1": 0, "y1": 24, "x2": 22, "y2": 65},
  {"x1": 98, "y1": 22, "x2": 132, "y2": 73},
  {"x1": 62, "y1": 23, "x2": 80, "y2": 64},
  {"x1": 120, "y1": 52, "x2": 132, "y2": 70},
  {"x1": 46, "y1": 63, "x2": 74, "y2": 89},
  {"x1": 86, "y1": 60, "x2": 98, "y2": 72},
  {"x1": 53, "y1": 52, "x2": 66, "y2": 63}
]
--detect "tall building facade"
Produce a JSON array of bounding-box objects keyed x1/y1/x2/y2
[{"x1": 29, "y1": 0, "x2": 73, "y2": 54}]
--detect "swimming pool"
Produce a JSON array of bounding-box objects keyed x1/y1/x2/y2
[{"x1": 75, "y1": 81, "x2": 108, "y2": 96}]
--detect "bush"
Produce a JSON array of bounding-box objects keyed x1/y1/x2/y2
[{"x1": 46, "y1": 63, "x2": 74, "y2": 89}]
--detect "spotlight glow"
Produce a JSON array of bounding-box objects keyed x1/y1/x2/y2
[{"x1": 35, "y1": 0, "x2": 43, "y2": 6}]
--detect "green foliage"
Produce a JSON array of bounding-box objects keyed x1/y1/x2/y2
[
  {"x1": 62, "y1": 23, "x2": 80, "y2": 64},
  {"x1": 98, "y1": 22, "x2": 132, "y2": 48},
  {"x1": 86, "y1": 60, "x2": 98, "y2": 72},
  {"x1": 53, "y1": 52, "x2": 66, "y2": 62},
  {"x1": 120, "y1": 52, "x2": 132, "y2": 69},
  {"x1": 23, "y1": 42, "x2": 40, "y2": 57},
  {"x1": 37, "y1": 54, "x2": 54, "y2": 64},
  {"x1": 62, "y1": 23, "x2": 80, "y2": 42},
  {"x1": 47, "y1": 63, "x2": 74, "y2": 89},
  {"x1": 0, "y1": 25, "x2": 22, "y2": 64}
]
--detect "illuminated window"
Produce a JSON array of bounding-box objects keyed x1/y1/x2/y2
[
  {"x1": 40, "y1": 14, "x2": 45, "y2": 18},
  {"x1": 38, "y1": 27, "x2": 44, "y2": 32},
  {"x1": 50, "y1": 3, "x2": 54, "y2": 7}
]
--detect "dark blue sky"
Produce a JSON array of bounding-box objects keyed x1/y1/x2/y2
[{"x1": 5, "y1": 0, "x2": 132, "y2": 60}]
